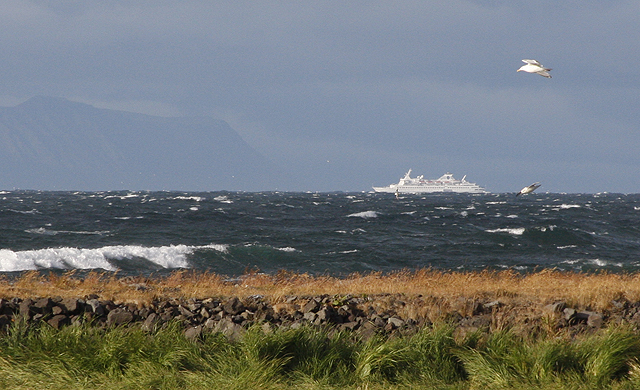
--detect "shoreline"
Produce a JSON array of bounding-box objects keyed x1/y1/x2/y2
[
  {"x1": 5, "y1": 270, "x2": 640, "y2": 389},
  {"x1": 2, "y1": 269, "x2": 640, "y2": 337}
]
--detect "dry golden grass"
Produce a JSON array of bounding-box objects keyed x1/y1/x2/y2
[{"x1": 1, "y1": 269, "x2": 639, "y2": 313}]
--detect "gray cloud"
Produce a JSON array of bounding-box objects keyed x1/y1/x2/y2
[{"x1": 1, "y1": 1, "x2": 639, "y2": 192}]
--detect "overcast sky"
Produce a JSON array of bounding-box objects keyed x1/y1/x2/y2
[{"x1": 1, "y1": 1, "x2": 639, "y2": 193}]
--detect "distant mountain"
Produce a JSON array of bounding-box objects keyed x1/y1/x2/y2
[{"x1": 0, "y1": 96, "x2": 274, "y2": 191}]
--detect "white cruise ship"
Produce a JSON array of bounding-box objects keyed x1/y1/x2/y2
[{"x1": 373, "y1": 170, "x2": 488, "y2": 194}]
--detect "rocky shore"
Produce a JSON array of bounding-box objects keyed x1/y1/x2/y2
[{"x1": 3, "y1": 293, "x2": 639, "y2": 339}]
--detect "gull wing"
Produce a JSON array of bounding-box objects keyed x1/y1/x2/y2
[
  {"x1": 516, "y1": 182, "x2": 541, "y2": 196},
  {"x1": 522, "y1": 59, "x2": 543, "y2": 67}
]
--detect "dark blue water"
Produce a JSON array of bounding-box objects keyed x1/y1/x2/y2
[{"x1": 1, "y1": 191, "x2": 639, "y2": 277}]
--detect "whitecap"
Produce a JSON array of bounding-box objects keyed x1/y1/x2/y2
[
  {"x1": 9, "y1": 209, "x2": 40, "y2": 214},
  {"x1": 561, "y1": 259, "x2": 580, "y2": 265},
  {"x1": 214, "y1": 195, "x2": 233, "y2": 203},
  {"x1": 560, "y1": 258, "x2": 623, "y2": 268},
  {"x1": 347, "y1": 211, "x2": 379, "y2": 219},
  {"x1": 0, "y1": 247, "x2": 116, "y2": 272},
  {"x1": 277, "y1": 247, "x2": 297, "y2": 252},
  {"x1": 25, "y1": 227, "x2": 54, "y2": 235},
  {"x1": 202, "y1": 244, "x2": 229, "y2": 253},
  {"x1": 174, "y1": 196, "x2": 205, "y2": 202},
  {"x1": 104, "y1": 193, "x2": 141, "y2": 200},
  {"x1": 485, "y1": 228, "x2": 525, "y2": 235},
  {"x1": 587, "y1": 259, "x2": 622, "y2": 267},
  {"x1": 25, "y1": 228, "x2": 110, "y2": 236},
  {"x1": 101, "y1": 245, "x2": 192, "y2": 269},
  {"x1": 553, "y1": 204, "x2": 581, "y2": 210},
  {"x1": 0, "y1": 243, "x2": 231, "y2": 273}
]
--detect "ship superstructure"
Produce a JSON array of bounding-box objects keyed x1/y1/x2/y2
[{"x1": 373, "y1": 170, "x2": 488, "y2": 194}]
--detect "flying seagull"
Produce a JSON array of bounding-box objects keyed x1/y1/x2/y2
[
  {"x1": 516, "y1": 182, "x2": 541, "y2": 196},
  {"x1": 517, "y1": 59, "x2": 552, "y2": 78}
]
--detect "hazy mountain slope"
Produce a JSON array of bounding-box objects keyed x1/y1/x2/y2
[{"x1": 0, "y1": 97, "x2": 273, "y2": 191}]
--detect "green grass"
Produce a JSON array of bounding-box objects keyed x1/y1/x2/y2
[{"x1": 3, "y1": 320, "x2": 640, "y2": 389}]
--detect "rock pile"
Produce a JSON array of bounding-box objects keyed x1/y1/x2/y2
[
  {"x1": 0, "y1": 294, "x2": 423, "y2": 339},
  {"x1": 1, "y1": 294, "x2": 638, "y2": 339}
]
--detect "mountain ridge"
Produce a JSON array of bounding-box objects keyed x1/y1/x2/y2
[{"x1": 0, "y1": 96, "x2": 273, "y2": 191}]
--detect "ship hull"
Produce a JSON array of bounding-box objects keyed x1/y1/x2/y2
[
  {"x1": 372, "y1": 186, "x2": 486, "y2": 194},
  {"x1": 373, "y1": 170, "x2": 488, "y2": 194}
]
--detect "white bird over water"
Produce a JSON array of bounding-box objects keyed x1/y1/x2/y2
[
  {"x1": 517, "y1": 59, "x2": 552, "y2": 78},
  {"x1": 516, "y1": 182, "x2": 541, "y2": 196}
]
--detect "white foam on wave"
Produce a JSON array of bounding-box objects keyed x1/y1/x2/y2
[
  {"x1": 25, "y1": 228, "x2": 110, "y2": 236},
  {"x1": 553, "y1": 204, "x2": 581, "y2": 210},
  {"x1": 214, "y1": 195, "x2": 233, "y2": 203},
  {"x1": 588, "y1": 259, "x2": 622, "y2": 267},
  {"x1": 277, "y1": 247, "x2": 297, "y2": 252},
  {"x1": 0, "y1": 244, "x2": 229, "y2": 272},
  {"x1": 202, "y1": 244, "x2": 229, "y2": 253},
  {"x1": 347, "y1": 211, "x2": 379, "y2": 219},
  {"x1": 9, "y1": 209, "x2": 40, "y2": 215},
  {"x1": 0, "y1": 247, "x2": 117, "y2": 272},
  {"x1": 497, "y1": 264, "x2": 528, "y2": 271},
  {"x1": 561, "y1": 258, "x2": 622, "y2": 268},
  {"x1": 174, "y1": 196, "x2": 205, "y2": 202},
  {"x1": 104, "y1": 193, "x2": 142, "y2": 200},
  {"x1": 485, "y1": 227, "x2": 526, "y2": 235}
]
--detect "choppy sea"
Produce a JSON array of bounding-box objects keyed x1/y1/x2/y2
[{"x1": 1, "y1": 191, "x2": 639, "y2": 277}]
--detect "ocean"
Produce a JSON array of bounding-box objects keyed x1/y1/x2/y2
[{"x1": 1, "y1": 191, "x2": 639, "y2": 277}]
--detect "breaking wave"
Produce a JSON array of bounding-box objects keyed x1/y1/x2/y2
[{"x1": 0, "y1": 244, "x2": 228, "y2": 273}]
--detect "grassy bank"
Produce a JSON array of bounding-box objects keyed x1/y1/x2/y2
[
  {"x1": 3, "y1": 319, "x2": 640, "y2": 389},
  {"x1": 2, "y1": 269, "x2": 640, "y2": 310},
  {"x1": 2, "y1": 270, "x2": 640, "y2": 388}
]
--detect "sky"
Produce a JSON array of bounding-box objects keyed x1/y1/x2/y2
[{"x1": 1, "y1": 1, "x2": 639, "y2": 193}]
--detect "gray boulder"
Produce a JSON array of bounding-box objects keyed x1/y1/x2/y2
[
  {"x1": 48, "y1": 315, "x2": 71, "y2": 329},
  {"x1": 223, "y1": 297, "x2": 245, "y2": 315},
  {"x1": 107, "y1": 308, "x2": 134, "y2": 326}
]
